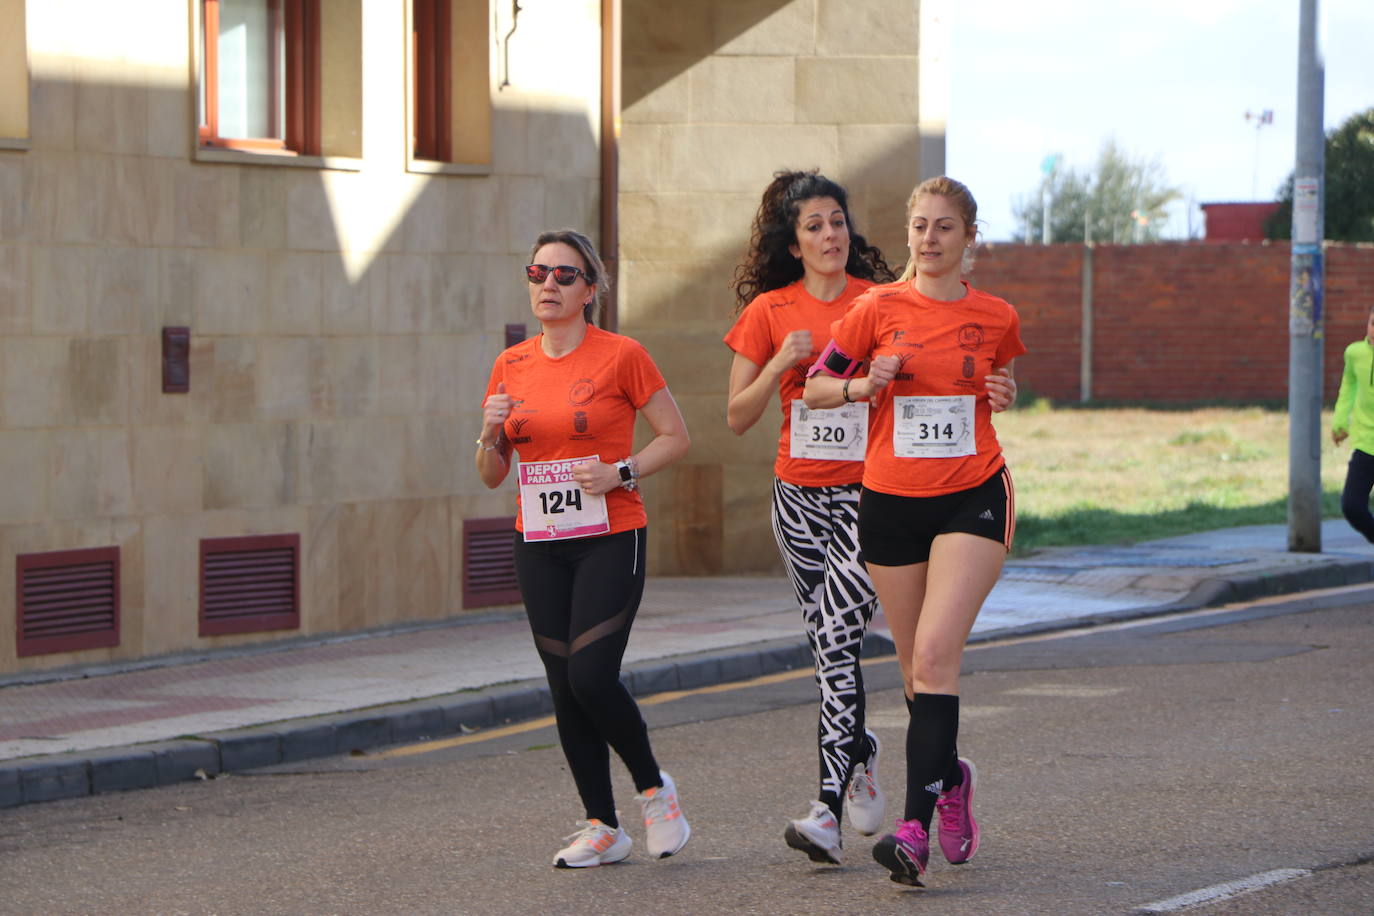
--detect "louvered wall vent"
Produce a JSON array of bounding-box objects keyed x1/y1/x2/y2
[
  {"x1": 17, "y1": 547, "x2": 121, "y2": 657},
  {"x1": 463, "y1": 516, "x2": 520, "y2": 608},
  {"x1": 200, "y1": 534, "x2": 300, "y2": 637}
]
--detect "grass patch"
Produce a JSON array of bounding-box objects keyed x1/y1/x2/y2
[{"x1": 997, "y1": 404, "x2": 1345, "y2": 555}]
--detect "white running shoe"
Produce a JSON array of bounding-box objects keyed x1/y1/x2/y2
[
  {"x1": 845, "y1": 729, "x2": 887, "y2": 836},
  {"x1": 553, "y1": 819, "x2": 632, "y2": 868},
  {"x1": 784, "y1": 800, "x2": 843, "y2": 864},
  {"x1": 636, "y1": 770, "x2": 691, "y2": 858}
]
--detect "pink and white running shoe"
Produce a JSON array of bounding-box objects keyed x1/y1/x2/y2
[
  {"x1": 872, "y1": 818, "x2": 929, "y2": 886},
  {"x1": 935, "y1": 757, "x2": 979, "y2": 864}
]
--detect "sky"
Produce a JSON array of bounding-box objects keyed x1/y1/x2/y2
[{"x1": 948, "y1": 0, "x2": 1374, "y2": 242}]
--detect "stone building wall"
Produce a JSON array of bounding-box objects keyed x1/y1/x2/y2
[
  {"x1": 619, "y1": 0, "x2": 928, "y2": 574},
  {"x1": 0, "y1": 0, "x2": 603, "y2": 675}
]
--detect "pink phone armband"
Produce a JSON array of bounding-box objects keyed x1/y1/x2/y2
[{"x1": 806, "y1": 339, "x2": 862, "y2": 378}]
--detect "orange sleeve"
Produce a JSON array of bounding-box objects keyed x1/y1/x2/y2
[
  {"x1": 996, "y1": 307, "x2": 1028, "y2": 365},
  {"x1": 617, "y1": 337, "x2": 668, "y2": 408},
  {"x1": 827, "y1": 292, "x2": 879, "y2": 362},
  {"x1": 723, "y1": 295, "x2": 776, "y2": 367},
  {"x1": 484, "y1": 353, "x2": 505, "y2": 398}
]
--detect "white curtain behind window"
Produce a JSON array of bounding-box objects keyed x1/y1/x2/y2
[{"x1": 217, "y1": 0, "x2": 282, "y2": 139}]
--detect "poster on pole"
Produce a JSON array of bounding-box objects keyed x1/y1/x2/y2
[
  {"x1": 1293, "y1": 177, "x2": 1320, "y2": 244},
  {"x1": 1289, "y1": 249, "x2": 1323, "y2": 338}
]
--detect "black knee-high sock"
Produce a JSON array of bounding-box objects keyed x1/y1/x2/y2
[
  {"x1": 901, "y1": 694, "x2": 967, "y2": 791},
  {"x1": 904, "y1": 693, "x2": 960, "y2": 827}
]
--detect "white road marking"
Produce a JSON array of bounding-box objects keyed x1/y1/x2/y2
[
  {"x1": 1004, "y1": 684, "x2": 1127, "y2": 698},
  {"x1": 1134, "y1": 868, "x2": 1311, "y2": 912}
]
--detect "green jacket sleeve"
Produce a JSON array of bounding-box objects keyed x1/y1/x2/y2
[{"x1": 1334, "y1": 343, "x2": 1359, "y2": 433}]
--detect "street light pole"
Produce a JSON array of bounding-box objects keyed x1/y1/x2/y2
[
  {"x1": 1040, "y1": 153, "x2": 1059, "y2": 244},
  {"x1": 1288, "y1": 0, "x2": 1324, "y2": 552}
]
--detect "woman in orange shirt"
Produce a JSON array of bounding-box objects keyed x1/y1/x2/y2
[
  {"x1": 805, "y1": 177, "x2": 1020, "y2": 888},
  {"x1": 725, "y1": 170, "x2": 894, "y2": 864},
  {"x1": 478, "y1": 229, "x2": 692, "y2": 869}
]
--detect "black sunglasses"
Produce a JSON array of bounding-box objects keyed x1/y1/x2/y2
[{"x1": 526, "y1": 264, "x2": 588, "y2": 286}]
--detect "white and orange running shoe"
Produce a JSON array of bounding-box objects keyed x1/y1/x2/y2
[
  {"x1": 636, "y1": 770, "x2": 691, "y2": 858},
  {"x1": 553, "y1": 819, "x2": 632, "y2": 868},
  {"x1": 784, "y1": 800, "x2": 843, "y2": 864},
  {"x1": 846, "y1": 729, "x2": 887, "y2": 836}
]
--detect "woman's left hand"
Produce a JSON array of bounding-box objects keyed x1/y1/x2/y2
[
  {"x1": 985, "y1": 367, "x2": 1018, "y2": 412},
  {"x1": 571, "y1": 460, "x2": 619, "y2": 496}
]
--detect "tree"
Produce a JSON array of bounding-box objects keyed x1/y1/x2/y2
[
  {"x1": 1264, "y1": 107, "x2": 1374, "y2": 242},
  {"x1": 1012, "y1": 140, "x2": 1181, "y2": 244}
]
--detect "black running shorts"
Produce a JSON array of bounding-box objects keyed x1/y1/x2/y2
[{"x1": 858, "y1": 465, "x2": 1015, "y2": 566}]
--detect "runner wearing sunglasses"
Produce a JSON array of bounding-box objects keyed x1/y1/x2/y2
[
  {"x1": 477, "y1": 229, "x2": 692, "y2": 869},
  {"x1": 724, "y1": 170, "x2": 895, "y2": 865},
  {"x1": 805, "y1": 177, "x2": 1021, "y2": 888}
]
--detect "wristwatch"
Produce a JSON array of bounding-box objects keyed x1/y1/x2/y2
[{"x1": 615, "y1": 458, "x2": 638, "y2": 491}]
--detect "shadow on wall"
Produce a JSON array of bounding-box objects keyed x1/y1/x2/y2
[
  {"x1": 618, "y1": 133, "x2": 923, "y2": 577},
  {"x1": 620, "y1": 0, "x2": 794, "y2": 109},
  {"x1": 615, "y1": 0, "x2": 924, "y2": 576},
  {"x1": 3, "y1": 71, "x2": 598, "y2": 668}
]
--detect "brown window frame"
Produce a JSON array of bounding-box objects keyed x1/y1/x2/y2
[
  {"x1": 199, "y1": 0, "x2": 322, "y2": 156},
  {"x1": 412, "y1": 0, "x2": 452, "y2": 162}
]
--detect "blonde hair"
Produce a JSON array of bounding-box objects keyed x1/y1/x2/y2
[{"x1": 899, "y1": 177, "x2": 979, "y2": 282}]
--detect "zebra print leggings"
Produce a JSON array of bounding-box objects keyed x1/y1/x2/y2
[{"x1": 771, "y1": 478, "x2": 879, "y2": 810}]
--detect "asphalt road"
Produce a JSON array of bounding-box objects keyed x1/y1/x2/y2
[{"x1": 2, "y1": 589, "x2": 1372, "y2": 915}]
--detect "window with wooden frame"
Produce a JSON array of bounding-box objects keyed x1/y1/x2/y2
[
  {"x1": 408, "y1": 0, "x2": 491, "y2": 170},
  {"x1": 198, "y1": 0, "x2": 322, "y2": 156},
  {"x1": 0, "y1": 0, "x2": 28, "y2": 148},
  {"x1": 412, "y1": 0, "x2": 451, "y2": 162}
]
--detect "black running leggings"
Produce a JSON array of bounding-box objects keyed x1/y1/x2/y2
[
  {"x1": 1342, "y1": 449, "x2": 1374, "y2": 544},
  {"x1": 513, "y1": 527, "x2": 661, "y2": 825}
]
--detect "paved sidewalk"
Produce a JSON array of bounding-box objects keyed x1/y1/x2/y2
[{"x1": 3, "y1": 520, "x2": 1372, "y2": 809}]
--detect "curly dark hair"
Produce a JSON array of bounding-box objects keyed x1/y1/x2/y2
[{"x1": 732, "y1": 169, "x2": 895, "y2": 311}]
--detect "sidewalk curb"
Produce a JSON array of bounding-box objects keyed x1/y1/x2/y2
[{"x1": 5, "y1": 559, "x2": 1372, "y2": 811}]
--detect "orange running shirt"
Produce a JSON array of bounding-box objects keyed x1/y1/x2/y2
[
  {"x1": 827, "y1": 280, "x2": 1028, "y2": 498},
  {"x1": 485, "y1": 325, "x2": 666, "y2": 534},
  {"x1": 723, "y1": 276, "x2": 873, "y2": 487}
]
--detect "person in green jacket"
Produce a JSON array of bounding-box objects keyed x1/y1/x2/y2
[{"x1": 1332, "y1": 305, "x2": 1374, "y2": 543}]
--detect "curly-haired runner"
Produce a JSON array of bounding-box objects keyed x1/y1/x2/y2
[{"x1": 724, "y1": 170, "x2": 894, "y2": 865}]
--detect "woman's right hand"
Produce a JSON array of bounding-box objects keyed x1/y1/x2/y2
[
  {"x1": 482, "y1": 383, "x2": 513, "y2": 439},
  {"x1": 768, "y1": 329, "x2": 813, "y2": 375},
  {"x1": 866, "y1": 354, "x2": 899, "y2": 394}
]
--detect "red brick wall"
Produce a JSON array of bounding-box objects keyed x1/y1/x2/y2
[
  {"x1": 1200, "y1": 202, "x2": 1281, "y2": 241},
  {"x1": 968, "y1": 242, "x2": 1374, "y2": 403}
]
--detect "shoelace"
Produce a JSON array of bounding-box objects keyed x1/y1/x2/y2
[
  {"x1": 847, "y1": 764, "x2": 875, "y2": 800},
  {"x1": 935, "y1": 790, "x2": 964, "y2": 830},
  {"x1": 894, "y1": 819, "x2": 928, "y2": 849},
  {"x1": 807, "y1": 802, "x2": 835, "y2": 826},
  {"x1": 564, "y1": 821, "x2": 613, "y2": 845},
  {"x1": 641, "y1": 789, "x2": 675, "y2": 824}
]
